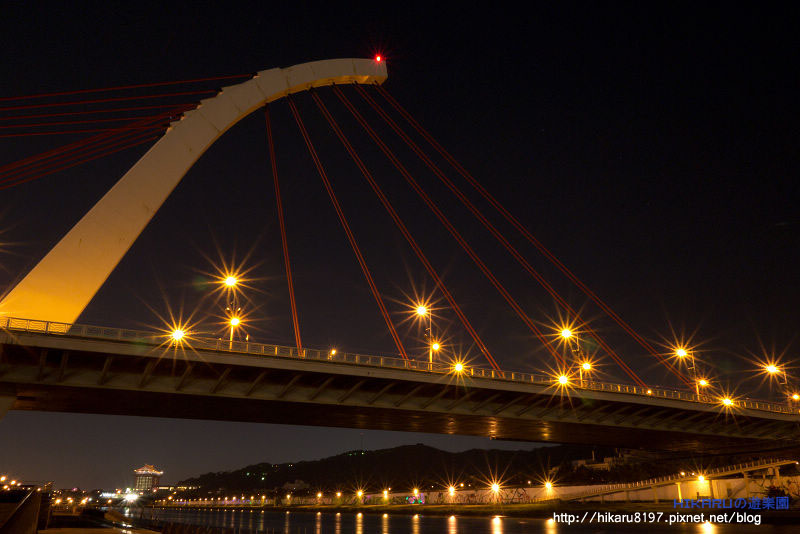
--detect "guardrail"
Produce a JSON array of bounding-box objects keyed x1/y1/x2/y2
[
  {"x1": 2, "y1": 316, "x2": 797, "y2": 415},
  {"x1": 563, "y1": 457, "x2": 796, "y2": 500}
]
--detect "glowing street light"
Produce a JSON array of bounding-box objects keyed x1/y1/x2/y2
[
  {"x1": 557, "y1": 374, "x2": 569, "y2": 385},
  {"x1": 415, "y1": 303, "x2": 436, "y2": 366},
  {"x1": 453, "y1": 362, "x2": 464, "y2": 373},
  {"x1": 490, "y1": 483, "x2": 500, "y2": 493},
  {"x1": 579, "y1": 361, "x2": 592, "y2": 384},
  {"x1": 224, "y1": 276, "x2": 238, "y2": 288},
  {"x1": 721, "y1": 397, "x2": 734, "y2": 407},
  {"x1": 544, "y1": 481, "x2": 553, "y2": 490},
  {"x1": 675, "y1": 348, "x2": 700, "y2": 394},
  {"x1": 560, "y1": 329, "x2": 572, "y2": 339},
  {"x1": 448, "y1": 486, "x2": 455, "y2": 496},
  {"x1": 171, "y1": 329, "x2": 185, "y2": 342}
]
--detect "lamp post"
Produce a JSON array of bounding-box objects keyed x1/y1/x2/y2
[
  {"x1": 676, "y1": 348, "x2": 699, "y2": 395},
  {"x1": 561, "y1": 329, "x2": 590, "y2": 386},
  {"x1": 416, "y1": 305, "x2": 437, "y2": 368}
]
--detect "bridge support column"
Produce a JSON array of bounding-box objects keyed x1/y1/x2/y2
[
  {"x1": 652, "y1": 487, "x2": 659, "y2": 503},
  {"x1": 741, "y1": 472, "x2": 750, "y2": 497},
  {"x1": 772, "y1": 467, "x2": 782, "y2": 487},
  {"x1": 0, "y1": 395, "x2": 14, "y2": 421},
  {"x1": 625, "y1": 490, "x2": 630, "y2": 502},
  {"x1": 676, "y1": 482, "x2": 682, "y2": 501}
]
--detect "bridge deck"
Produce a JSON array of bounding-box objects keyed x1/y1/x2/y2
[{"x1": 2, "y1": 318, "x2": 799, "y2": 452}]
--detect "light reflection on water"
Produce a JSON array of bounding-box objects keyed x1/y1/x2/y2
[{"x1": 144, "y1": 508, "x2": 790, "y2": 533}]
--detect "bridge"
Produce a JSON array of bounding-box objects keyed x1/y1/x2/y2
[
  {"x1": 0, "y1": 58, "x2": 798, "y2": 453},
  {"x1": 2, "y1": 316, "x2": 798, "y2": 452}
]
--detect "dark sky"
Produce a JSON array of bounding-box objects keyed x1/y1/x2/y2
[{"x1": 1, "y1": 3, "x2": 798, "y2": 488}]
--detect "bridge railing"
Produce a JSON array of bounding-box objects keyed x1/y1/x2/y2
[
  {"x1": 563, "y1": 457, "x2": 795, "y2": 500},
  {"x1": 2, "y1": 316, "x2": 797, "y2": 415}
]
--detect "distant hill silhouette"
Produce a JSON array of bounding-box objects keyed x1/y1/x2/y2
[{"x1": 178, "y1": 443, "x2": 619, "y2": 494}]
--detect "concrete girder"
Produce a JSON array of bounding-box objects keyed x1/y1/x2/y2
[
  {"x1": 493, "y1": 394, "x2": 530, "y2": 415},
  {"x1": 276, "y1": 374, "x2": 303, "y2": 399},
  {"x1": 394, "y1": 384, "x2": 425, "y2": 408},
  {"x1": 210, "y1": 368, "x2": 231, "y2": 394},
  {"x1": 308, "y1": 376, "x2": 335, "y2": 401},
  {"x1": 246, "y1": 370, "x2": 269, "y2": 396},
  {"x1": 367, "y1": 382, "x2": 395, "y2": 405},
  {"x1": 175, "y1": 363, "x2": 194, "y2": 392},
  {"x1": 447, "y1": 390, "x2": 477, "y2": 411},
  {"x1": 338, "y1": 379, "x2": 367, "y2": 403},
  {"x1": 421, "y1": 387, "x2": 450, "y2": 409},
  {"x1": 97, "y1": 356, "x2": 113, "y2": 385},
  {"x1": 471, "y1": 393, "x2": 502, "y2": 413}
]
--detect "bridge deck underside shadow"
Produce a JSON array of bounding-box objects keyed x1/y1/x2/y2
[{"x1": 1, "y1": 333, "x2": 798, "y2": 454}]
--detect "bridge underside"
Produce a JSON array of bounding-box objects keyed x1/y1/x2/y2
[{"x1": 2, "y1": 331, "x2": 799, "y2": 454}]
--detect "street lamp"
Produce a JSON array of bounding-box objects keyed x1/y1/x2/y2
[
  {"x1": 579, "y1": 361, "x2": 592, "y2": 385},
  {"x1": 676, "y1": 348, "x2": 699, "y2": 395},
  {"x1": 227, "y1": 315, "x2": 241, "y2": 348},
  {"x1": 415, "y1": 304, "x2": 436, "y2": 366}
]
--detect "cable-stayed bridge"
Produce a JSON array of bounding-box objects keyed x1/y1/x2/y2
[{"x1": 0, "y1": 58, "x2": 798, "y2": 452}]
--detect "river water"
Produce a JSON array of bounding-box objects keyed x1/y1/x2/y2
[{"x1": 142, "y1": 508, "x2": 795, "y2": 533}]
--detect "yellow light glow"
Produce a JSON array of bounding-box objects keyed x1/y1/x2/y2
[
  {"x1": 765, "y1": 364, "x2": 779, "y2": 374},
  {"x1": 792, "y1": 394, "x2": 800, "y2": 401},
  {"x1": 416, "y1": 305, "x2": 428, "y2": 316},
  {"x1": 558, "y1": 375, "x2": 569, "y2": 385},
  {"x1": 336, "y1": 492, "x2": 341, "y2": 497},
  {"x1": 448, "y1": 486, "x2": 455, "y2": 495},
  {"x1": 698, "y1": 379, "x2": 708, "y2": 387},
  {"x1": 545, "y1": 481, "x2": 552, "y2": 490},
  {"x1": 383, "y1": 490, "x2": 388, "y2": 498},
  {"x1": 432, "y1": 342, "x2": 441, "y2": 351},
  {"x1": 721, "y1": 398, "x2": 733, "y2": 406},
  {"x1": 413, "y1": 488, "x2": 419, "y2": 496},
  {"x1": 698, "y1": 475, "x2": 705, "y2": 483},
  {"x1": 491, "y1": 483, "x2": 500, "y2": 493},
  {"x1": 171, "y1": 329, "x2": 185, "y2": 341},
  {"x1": 330, "y1": 349, "x2": 337, "y2": 356},
  {"x1": 646, "y1": 389, "x2": 652, "y2": 394},
  {"x1": 224, "y1": 276, "x2": 237, "y2": 287},
  {"x1": 317, "y1": 492, "x2": 322, "y2": 498},
  {"x1": 229, "y1": 317, "x2": 240, "y2": 326},
  {"x1": 560, "y1": 329, "x2": 572, "y2": 339},
  {"x1": 676, "y1": 348, "x2": 688, "y2": 357},
  {"x1": 454, "y1": 362, "x2": 464, "y2": 373},
  {"x1": 581, "y1": 362, "x2": 591, "y2": 370}
]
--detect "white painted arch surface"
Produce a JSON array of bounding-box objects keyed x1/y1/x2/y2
[{"x1": 0, "y1": 58, "x2": 387, "y2": 324}]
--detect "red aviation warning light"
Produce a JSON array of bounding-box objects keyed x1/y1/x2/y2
[{"x1": 375, "y1": 55, "x2": 382, "y2": 62}]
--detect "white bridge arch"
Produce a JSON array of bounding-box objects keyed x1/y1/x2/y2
[{"x1": 0, "y1": 58, "x2": 387, "y2": 324}]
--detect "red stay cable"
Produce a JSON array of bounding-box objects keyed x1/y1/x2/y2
[
  {"x1": 0, "y1": 133, "x2": 160, "y2": 191},
  {"x1": 0, "y1": 73, "x2": 249, "y2": 103},
  {"x1": 0, "y1": 124, "x2": 167, "y2": 187},
  {"x1": 265, "y1": 106, "x2": 303, "y2": 353},
  {"x1": 287, "y1": 97, "x2": 409, "y2": 361},
  {"x1": 0, "y1": 89, "x2": 215, "y2": 113},
  {"x1": 333, "y1": 85, "x2": 565, "y2": 370},
  {"x1": 0, "y1": 107, "x2": 188, "y2": 182},
  {"x1": 374, "y1": 84, "x2": 690, "y2": 385},
  {"x1": 0, "y1": 103, "x2": 200, "y2": 122},
  {"x1": 355, "y1": 85, "x2": 653, "y2": 388},
  {"x1": 310, "y1": 90, "x2": 501, "y2": 371}
]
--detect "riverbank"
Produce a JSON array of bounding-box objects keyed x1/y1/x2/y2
[{"x1": 151, "y1": 502, "x2": 800, "y2": 524}]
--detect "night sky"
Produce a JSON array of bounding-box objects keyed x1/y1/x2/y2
[{"x1": 1, "y1": 3, "x2": 798, "y2": 489}]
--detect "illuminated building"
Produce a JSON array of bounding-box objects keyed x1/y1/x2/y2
[{"x1": 133, "y1": 465, "x2": 163, "y2": 492}]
